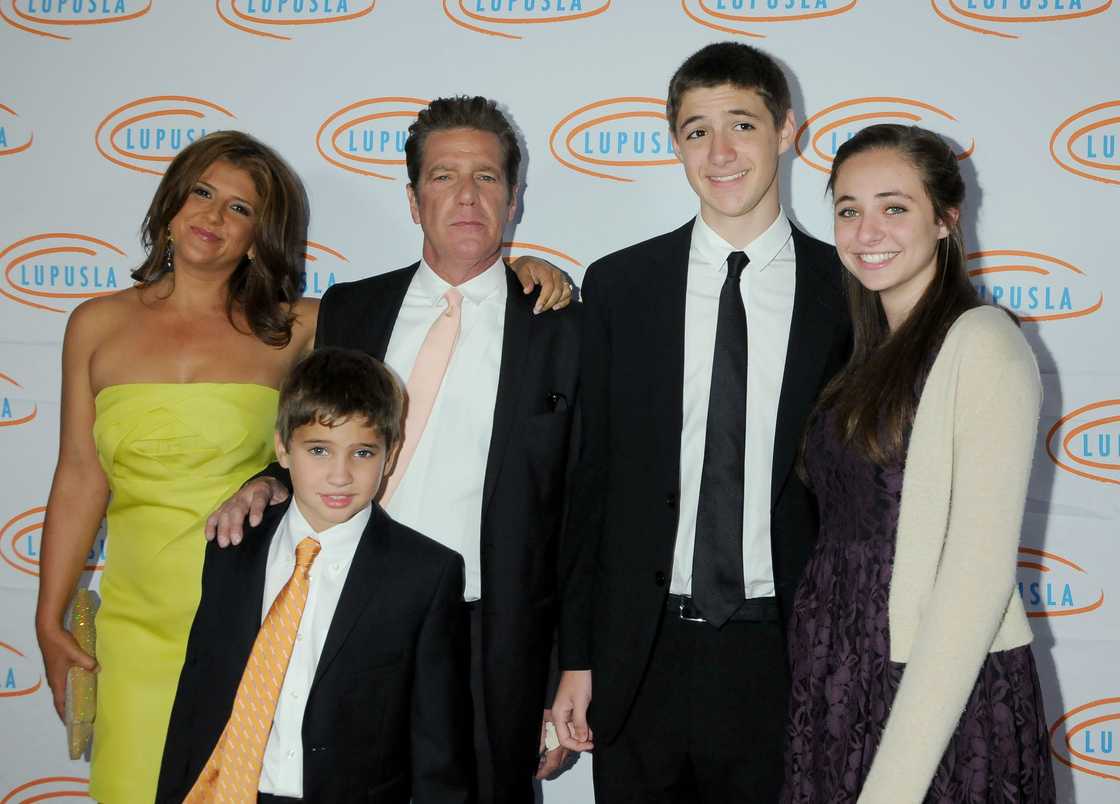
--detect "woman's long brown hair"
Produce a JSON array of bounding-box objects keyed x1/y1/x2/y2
[
  {"x1": 815, "y1": 124, "x2": 983, "y2": 465},
  {"x1": 132, "y1": 130, "x2": 309, "y2": 347}
]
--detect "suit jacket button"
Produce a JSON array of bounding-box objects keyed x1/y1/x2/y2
[
  {"x1": 665, "y1": 493, "x2": 676, "y2": 509},
  {"x1": 654, "y1": 571, "x2": 667, "y2": 587}
]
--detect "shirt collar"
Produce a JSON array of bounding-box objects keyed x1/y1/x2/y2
[
  {"x1": 692, "y1": 209, "x2": 792, "y2": 275},
  {"x1": 282, "y1": 497, "x2": 371, "y2": 561},
  {"x1": 415, "y1": 256, "x2": 506, "y2": 306}
]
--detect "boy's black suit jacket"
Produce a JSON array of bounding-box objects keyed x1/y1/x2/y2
[
  {"x1": 156, "y1": 501, "x2": 473, "y2": 804},
  {"x1": 558, "y1": 220, "x2": 852, "y2": 744}
]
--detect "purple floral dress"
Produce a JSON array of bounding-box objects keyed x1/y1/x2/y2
[{"x1": 781, "y1": 409, "x2": 1055, "y2": 804}]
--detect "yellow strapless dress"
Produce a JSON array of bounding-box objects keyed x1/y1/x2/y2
[{"x1": 90, "y1": 383, "x2": 278, "y2": 803}]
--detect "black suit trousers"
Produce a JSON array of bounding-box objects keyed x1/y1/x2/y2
[{"x1": 592, "y1": 610, "x2": 790, "y2": 804}]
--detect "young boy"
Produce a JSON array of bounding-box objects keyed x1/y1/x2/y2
[{"x1": 157, "y1": 347, "x2": 473, "y2": 804}]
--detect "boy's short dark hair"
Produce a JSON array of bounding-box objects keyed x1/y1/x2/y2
[
  {"x1": 404, "y1": 95, "x2": 521, "y2": 197},
  {"x1": 276, "y1": 348, "x2": 404, "y2": 452},
  {"x1": 666, "y1": 42, "x2": 792, "y2": 132}
]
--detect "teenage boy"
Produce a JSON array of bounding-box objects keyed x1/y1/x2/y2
[
  {"x1": 157, "y1": 348, "x2": 473, "y2": 804},
  {"x1": 553, "y1": 43, "x2": 851, "y2": 803}
]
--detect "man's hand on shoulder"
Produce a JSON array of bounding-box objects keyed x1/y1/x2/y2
[
  {"x1": 204, "y1": 477, "x2": 289, "y2": 547},
  {"x1": 551, "y1": 670, "x2": 594, "y2": 752}
]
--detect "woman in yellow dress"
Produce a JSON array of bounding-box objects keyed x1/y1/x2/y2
[{"x1": 34, "y1": 130, "x2": 570, "y2": 802}]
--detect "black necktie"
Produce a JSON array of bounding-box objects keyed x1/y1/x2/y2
[{"x1": 692, "y1": 250, "x2": 749, "y2": 627}]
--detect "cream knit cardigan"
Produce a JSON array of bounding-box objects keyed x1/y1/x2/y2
[{"x1": 857, "y1": 305, "x2": 1042, "y2": 804}]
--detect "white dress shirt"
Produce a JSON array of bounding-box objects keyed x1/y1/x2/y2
[
  {"x1": 670, "y1": 210, "x2": 797, "y2": 599},
  {"x1": 258, "y1": 499, "x2": 370, "y2": 797},
  {"x1": 381, "y1": 257, "x2": 506, "y2": 601}
]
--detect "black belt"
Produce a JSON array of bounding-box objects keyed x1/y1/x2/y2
[{"x1": 666, "y1": 593, "x2": 778, "y2": 624}]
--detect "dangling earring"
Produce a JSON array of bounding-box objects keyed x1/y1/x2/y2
[{"x1": 165, "y1": 228, "x2": 175, "y2": 272}]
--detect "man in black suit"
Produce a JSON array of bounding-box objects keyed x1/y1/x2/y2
[
  {"x1": 209, "y1": 97, "x2": 579, "y2": 804},
  {"x1": 552, "y1": 43, "x2": 851, "y2": 803},
  {"x1": 158, "y1": 348, "x2": 473, "y2": 803}
]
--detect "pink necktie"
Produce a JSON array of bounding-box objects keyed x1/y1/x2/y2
[{"x1": 382, "y1": 288, "x2": 463, "y2": 504}]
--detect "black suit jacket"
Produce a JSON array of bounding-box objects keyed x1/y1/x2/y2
[
  {"x1": 559, "y1": 219, "x2": 851, "y2": 743},
  {"x1": 156, "y1": 502, "x2": 473, "y2": 804},
  {"x1": 314, "y1": 264, "x2": 581, "y2": 794}
]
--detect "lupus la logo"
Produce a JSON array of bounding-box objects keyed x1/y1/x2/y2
[
  {"x1": 443, "y1": 0, "x2": 610, "y2": 40},
  {"x1": 1046, "y1": 400, "x2": 1120, "y2": 486},
  {"x1": 0, "y1": 641, "x2": 43, "y2": 699},
  {"x1": 550, "y1": 97, "x2": 678, "y2": 182},
  {"x1": 216, "y1": 0, "x2": 375, "y2": 41},
  {"x1": 933, "y1": 0, "x2": 1112, "y2": 39},
  {"x1": 0, "y1": 0, "x2": 150, "y2": 40},
  {"x1": 95, "y1": 96, "x2": 237, "y2": 176},
  {"x1": 1017, "y1": 547, "x2": 1104, "y2": 617},
  {"x1": 1050, "y1": 697, "x2": 1120, "y2": 782},
  {"x1": 0, "y1": 233, "x2": 125, "y2": 314},
  {"x1": 317, "y1": 97, "x2": 427, "y2": 180},
  {"x1": 301, "y1": 240, "x2": 348, "y2": 297},
  {"x1": 797, "y1": 97, "x2": 974, "y2": 174},
  {"x1": 0, "y1": 372, "x2": 38, "y2": 428},
  {"x1": 0, "y1": 778, "x2": 91, "y2": 803},
  {"x1": 0, "y1": 102, "x2": 33, "y2": 158},
  {"x1": 681, "y1": 0, "x2": 856, "y2": 38},
  {"x1": 0, "y1": 505, "x2": 106, "y2": 579},
  {"x1": 1051, "y1": 101, "x2": 1120, "y2": 186},
  {"x1": 968, "y1": 250, "x2": 1103, "y2": 322}
]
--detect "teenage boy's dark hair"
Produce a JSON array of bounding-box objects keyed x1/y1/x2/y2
[
  {"x1": 667, "y1": 42, "x2": 792, "y2": 131},
  {"x1": 276, "y1": 348, "x2": 404, "y2": 452},
  {"x1": 404, "y1": 95, "x2": 521, "y2": 198}
]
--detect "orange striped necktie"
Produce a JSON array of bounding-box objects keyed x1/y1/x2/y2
[{"x1": 184, "y1": 536, "x2": 321, "y2": 803}]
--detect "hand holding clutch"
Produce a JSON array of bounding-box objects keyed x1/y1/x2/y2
[{"x1": 64, "y1": 589, "x2": 98, "y2": 760}]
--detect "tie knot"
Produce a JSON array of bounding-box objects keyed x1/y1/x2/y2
[
  {"x1": 295, "y1": 537, "x2": 321, "y2": 569},
  {"x1": 726, "y1": 251, "x2": 749, "y2": 280},
  {"x1": 443, "y1": 287, "x2": 463, "y2": 314}
]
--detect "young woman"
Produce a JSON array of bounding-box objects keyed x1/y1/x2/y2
[{"x1": 781, "y1": 124, "x2": 1055, "y2": 803}]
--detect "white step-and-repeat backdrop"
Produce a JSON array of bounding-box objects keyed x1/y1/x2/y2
[{"x1": 1, "y1": 2, "x2": 1117, "y2": 802}]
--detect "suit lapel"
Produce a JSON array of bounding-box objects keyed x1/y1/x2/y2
[
  {"x1": 312, "y1": 506, "x2": 391, "y2": 686},
  {"x1": 234, "y1": 504, "x2": 286, "y2": 656},
  {"x1": 654, "y1": 221, "x2": 694, "y2": 485},
  {"x1": 481, "y1": 268, "x2": 532, "y2": 515},
  {"x1": 770, "y1": 226, "x2": 845, "y2": 508},
  {"x1": 367, "y1": 262, "x2": 418, "y2": 359}
]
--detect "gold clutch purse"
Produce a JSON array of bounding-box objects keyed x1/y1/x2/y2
[{"x1": 64, "y1": 588, "x2": 98, "y2": 760}]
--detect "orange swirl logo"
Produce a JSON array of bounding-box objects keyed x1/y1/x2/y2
[
  {"x1": 0, "y1": 233, "x2": 126, "y2": 314},
  {"x1": 0, "y1": 778, "x2": 90, "y2": 803},
  {"x1": 0, "y1": 506, "x2": 106, "y2": 579},
  {"x1": 1050, "y1": 697, "x2": 1120, "y2": 781},
  {"x1": 502, "y1": 240, "x2": 583, "y2": 280},
  {"x1": 301, "y1": 240, "x2": 349, "y2": 297},
  {"x1": 681, "y1": 0, "x2": 857, "y2": 38},
  {"x1": 550, "y1": 97, "x2": 678, "y2": 182},
  {"x1": 796, "y1": 97, "x2": 974, "y2": 174},
  {"x1": 933, "y1": 0, "x2": 1112, "y2": 39},
  {"x1": 0, "y1": 0, "x2": 150, "y2": 40},
  {"x1": 0, "y1": 641, "x2": 43, "y2": 699},
  {"x1": 216, "y1": 0, "x2": 376, "y2": 41},
  {"x1": 95, "y1": 95, "x2": 237, "y2": 176},
  {"x1": 0, "y1": 372, "x2": 37, "y2": 428},
  {"x1": 1047, "y1": 400, "x2": 1120, "y2": 486},
  {"x1": 443, "y1": 0, "x2": 610, "y2": 40},
  {"x1": 0, "y1": 102, "x2": 32, "y2": 158},
  {"x1": 1050, "y1": 101, "x2": 1120, "y2": 186},
  {"x1": 317, "y1": 97, "x2": 426, "y2": 180},
  {"x1": 1017, "y1": 547, "x2": 1104, "y2": 618},
  {"x1": 967, "y1": 250, "x2": 1102, "y2": 322}
]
